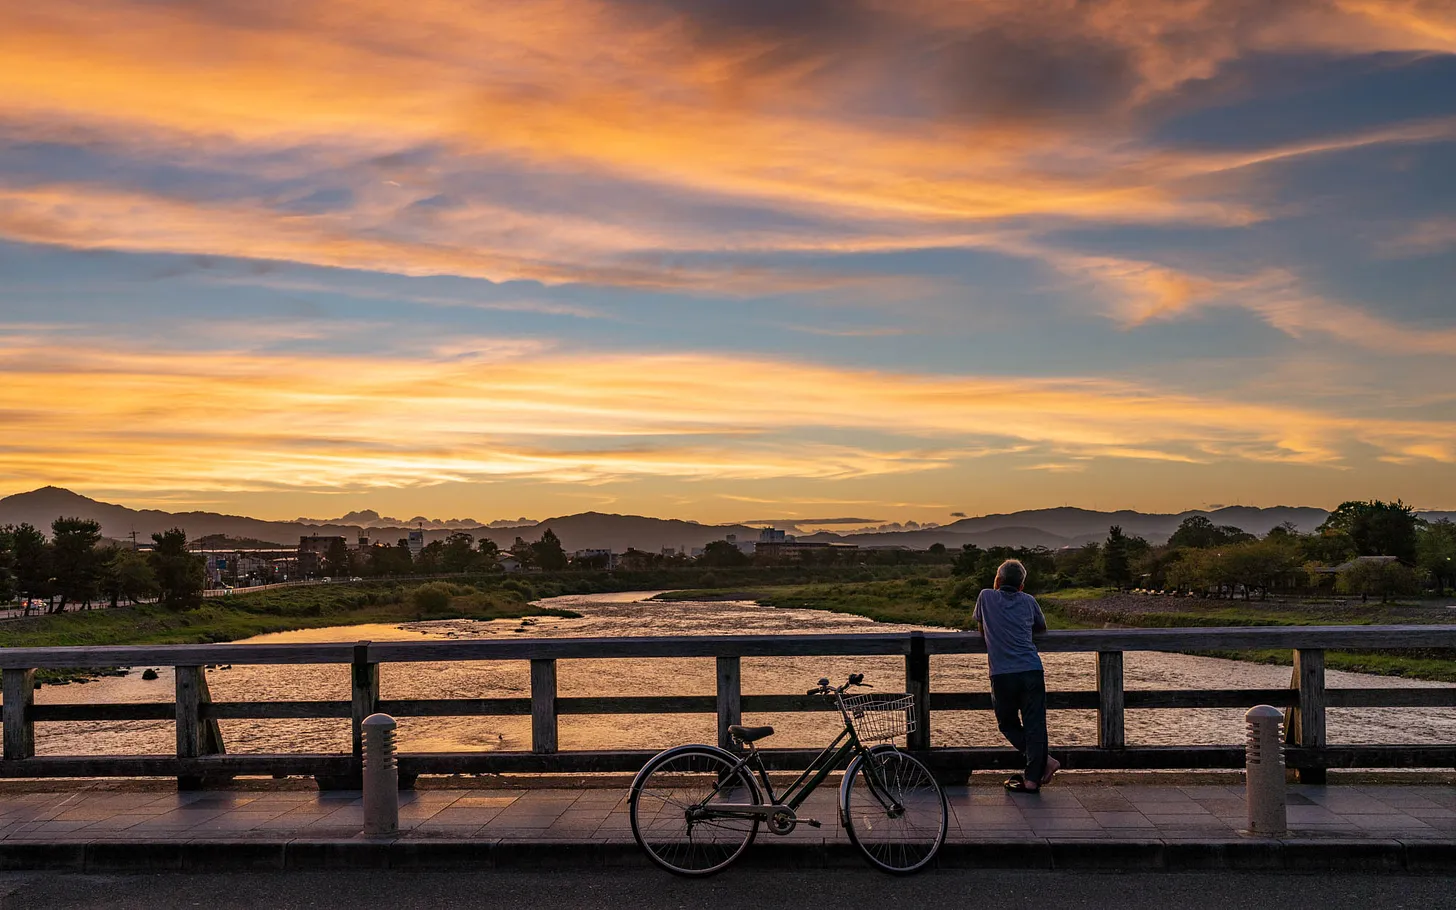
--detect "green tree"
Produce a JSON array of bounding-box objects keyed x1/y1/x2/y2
[
  {"x1": 950, "y1": 544, "x2": 984, "y2": 577},
  {"x1": 10, "y1": 523, "x2": 53, "y2": 611},
  {"x1": 1300, "y1": 530, "x2": 1357, "y2": 565},
  {"x1": 531, "y1": 528, "x2": 568, "y2": 571},
  {"x1": 50, "y1": 516, "x2": 104, "y2": 611},
  {"x1": 1102, "y1": 526, "x2": 1133, "y2": 590},
  {"x1": 324, "y1": 538, "x2": 352, "y2": 578},
  {"x1": 508, "y1": 536, "x2": 535, "y2": 569},
  {"x1": 699, "y1": 539, "x2": 749, "y2": 567},
  {"x1": 476, "y1": 536, "x2": 501, "y2": 560},
  {"x1": 441, "y1": 532, "x2": 477, "y2": 573},
  {"x1": 101, "y1": 546, "x2": 159, "y2": 606},
  {"x1": 148, "y1": 528, "x2": 204, "y2": 610},
  {"x1": 1417, "y1": 519, "x2": 1456, "y2": 595},
  {"x1": 1320, "y1": 500, "x2": 1420, "y2": 562},
  {"x1": 1337, "y1": 559, "x2": 1423, "y2": 603},
  {"x1": 416, "y1": 539, "x2": 444, "y2": 573},
  {"x1": 1221, "y1": 537, "x2": 1302, "y2": 600},
  {"x1": 0, "y1": 526, "x2": 14, "y2": 604},
  {"x1": 1167, "y1": 515, "x2": 1255, "y2": 549}
]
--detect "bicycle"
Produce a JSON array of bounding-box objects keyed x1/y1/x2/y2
[{"x1": 628, "y1": 673, "x2": 948, "y2": 876}]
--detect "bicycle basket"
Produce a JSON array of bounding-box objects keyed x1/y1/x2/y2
[{"x1": 840, "y1": 692, "x2": 915, "y2": 743}]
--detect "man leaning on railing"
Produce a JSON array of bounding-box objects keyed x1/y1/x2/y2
[{"x1": 972, "y1": 558, "x2": 1061, "y2": 793}]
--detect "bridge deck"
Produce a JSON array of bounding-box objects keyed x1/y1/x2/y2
[{"x1": 3, "y1": 780, "x2": 1454, "y2": 848}]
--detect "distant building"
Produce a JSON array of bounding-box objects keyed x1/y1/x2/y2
[
  {"x1": 758, "y1": 528, "x2": 788, "y2": 543},
  {"x1": 754, "y1": 540, "x2": 859, "y2": 561},
  {"x1": 299, "y1": 535, "x2": 347, "y2": 575},
  {"x1": 573, "y1": 548, "x2": 616, "y2": 569},
  {"x1": 725, "y1": 533, "x2": 755, "y2": 556},
  {"x1": 498, "y1": 554, "x2": 523, "y2": 573},
  {"x1": 406, "y1": 529, "x2": 425, "y2": 560}
]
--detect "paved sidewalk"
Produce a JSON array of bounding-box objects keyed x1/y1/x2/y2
[{"x1": 2, "y1": 781, "x2": 1454, "y2": 871}]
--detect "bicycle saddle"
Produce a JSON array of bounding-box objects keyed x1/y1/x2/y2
[{"x1": 728, "y1": 724, "x2": 774, "y2": 743}]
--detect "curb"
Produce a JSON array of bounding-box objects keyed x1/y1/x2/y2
[{"x1": 0, "y1": 838, "x2": 1451, "y2": 873}]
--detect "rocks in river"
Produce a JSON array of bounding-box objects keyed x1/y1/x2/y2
[{"x1": 141, "y1": 669, "x2": 160, "y2": 681}]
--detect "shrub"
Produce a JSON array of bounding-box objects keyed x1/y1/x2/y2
[{"x1": 410, "y1": 583, "x2": 454, "y2": 612}]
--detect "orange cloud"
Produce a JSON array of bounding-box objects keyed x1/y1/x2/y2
[{"x1": 0, "y1": 334, "x2": 1451, "y2": 496}]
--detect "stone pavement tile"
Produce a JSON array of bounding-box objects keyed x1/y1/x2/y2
[
  {"x1": 1028, "y1": 817, "x2": 1104, "y2": 833},
  {"x1": 427, "y1": 808, "x2": 508, "y2": 827},
  {"x1": 1113, "y1": 786, "x2": 1192, "y2": 802},
  {"x1": 1405, "y1": 806, "x2": 1456, "y2": 819},
  {"x1": 1302, "y1": 793, "x2": 1401, "y2": 814},
  {"x1": 1341, "y1": 814, "x2": 1432, "y2": 832},
  {"x1": 1287, "y1": 806, "x2": 1345, "y2": 825},
  {"x1": 1091, "y1": 812, "x2": 1154, "y2": 828},
  {"x1": 403, "y1": 824, "x2": 484, "y2": 839},
  {"x1": 1017, "y1": 806, "x2": 1093, "y2": 821},
  {"x1": 452, "y1": 795, "x2": 520, "y2": 808},
  {"x1": 953, "y1": 806, "x2": 1024, "y2": 825},
  {"x1": 1145, "y1": 814, "x2": 1233, "y2": 829}
]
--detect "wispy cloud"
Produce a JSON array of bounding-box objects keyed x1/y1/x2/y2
[{"x1": 0, "y1": 333, "x2": 1452, "y2": 497}]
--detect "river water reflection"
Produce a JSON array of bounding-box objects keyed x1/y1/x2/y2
[{"x1": 34, "y1": 591, "x2": 1456, "y2": 758}]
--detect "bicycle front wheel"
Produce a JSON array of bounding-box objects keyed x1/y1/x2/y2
[
  {"x1": 629, "y1": 746, "x2": 761, "y2": 876},
  {"x1": 841, "y1": 747, "x2": 947, "y2": 874}
]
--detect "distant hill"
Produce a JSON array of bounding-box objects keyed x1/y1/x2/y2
[{"x1": 1, "y1": 486, "x2": 1448, "y2": 554}]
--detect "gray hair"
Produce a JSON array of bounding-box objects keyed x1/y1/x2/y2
[{"x1": 996, "y1": 559, "x2": 1027, "y2": 589}]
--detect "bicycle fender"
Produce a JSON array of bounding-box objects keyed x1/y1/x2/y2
[
  {"x1": 628, "y1": 744, "x2": 761, "y2": 800},
  {"x1": 837, "y1": 744, "x2": 900, "y2": 827}
]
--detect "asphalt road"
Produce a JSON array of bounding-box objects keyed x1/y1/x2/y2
[{"x1": 3, "y1": 869, "x2": 1452, "y2": 910}]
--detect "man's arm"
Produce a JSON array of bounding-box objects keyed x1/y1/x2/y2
[
  {"x1": 1031, "y1": 597, "x2": 1047, "y2": 634},
  {"x1": 971, "y1": 590, "x2": 984, "y2": 630}
]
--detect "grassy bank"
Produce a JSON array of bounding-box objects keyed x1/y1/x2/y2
[
  {"x1": 0, "y1": 581, "x2": 582, "y2": 685},
  {"x1": 657, "y1": 580, "x2": 1456, "y2": 682},
  {"x1": 0, "y1": 563, "x2": 920, "y2": 654}
]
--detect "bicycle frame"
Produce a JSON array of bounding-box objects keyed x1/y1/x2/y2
[{"x1": 685, "y1": 697, "x2": 903, "y2": 823}]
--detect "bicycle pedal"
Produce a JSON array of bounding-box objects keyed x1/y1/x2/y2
[{"x1": 802, "y1": 818, "x2": 822, "y2": 828}]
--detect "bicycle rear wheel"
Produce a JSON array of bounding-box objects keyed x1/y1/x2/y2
[
  {"x1": 629, "y1": 746, "x2": 761, "y2": 876},
  {"x1": 841, "y1": 747, "x2": 947, "y2": 874}
]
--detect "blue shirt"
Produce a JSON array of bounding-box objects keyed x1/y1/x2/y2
[{"x1": 973, "y1": 587, "x2": 1047, "y2": 676}]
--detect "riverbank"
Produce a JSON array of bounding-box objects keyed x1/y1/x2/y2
[
  {"x1": 0, "y1": 582, "x2": 581, "y2": 685},
  {"x1": 654, "y1": 581, "x2": 1456, "y2": 682},
  {"x1": 0, "y1": 566, "x2": 933, "y2": 656}
]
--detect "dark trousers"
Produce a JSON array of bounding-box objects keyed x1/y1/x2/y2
[{"x1": 990, "y1": 669, "x2": 1048, "y2": 784}]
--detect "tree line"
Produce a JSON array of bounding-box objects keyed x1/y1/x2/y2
[
  {"x1": 0, "y1": 518, "x2": 206, "y2": 613},
  {"x1": 932, "y1": 500, "x2": 1455, "y2": 603}
]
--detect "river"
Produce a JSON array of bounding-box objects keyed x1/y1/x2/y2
[{"x1": 32, "y1": 591, "x2": 1456, "y2": 757}]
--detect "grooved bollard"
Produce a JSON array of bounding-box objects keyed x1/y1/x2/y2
[
  {"x1": 362, "y1": 713, "x2": 399, "y2": 837},
  {"x1": 1244, "y1": 705, "x2": 1287, "y2": 836}
]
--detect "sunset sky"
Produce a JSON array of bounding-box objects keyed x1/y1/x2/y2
[{"x1": 1, "y1": 1, "x2": 1454, "y2": 526}]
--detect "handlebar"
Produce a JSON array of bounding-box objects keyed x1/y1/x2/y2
[{"x1": 807, "y1": 673, "x2": 873, "y2": 696}]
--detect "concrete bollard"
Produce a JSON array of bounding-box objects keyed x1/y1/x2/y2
[
  {"x1": 1244, "y1": 705, "x2": 1287, "y2": 836},
  {"x1": 362, "y1": 712, "x2": 399, "y2": 837}
]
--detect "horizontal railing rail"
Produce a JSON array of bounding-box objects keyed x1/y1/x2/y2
[{"x1": 3, "y1": 626, "x2": 1455, "y2": 787}]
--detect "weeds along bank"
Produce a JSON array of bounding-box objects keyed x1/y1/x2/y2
[{"x1": 0, "y1": 564, "x2": 939, "y2": 654}]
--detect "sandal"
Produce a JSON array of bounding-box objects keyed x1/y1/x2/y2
[{"x1": 1004, "y1": 776, "x2": 1040, "y2": 794}]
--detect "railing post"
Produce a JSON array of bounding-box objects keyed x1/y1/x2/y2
[
  {"x1": 716, "y1": 656, "x2": 742, "y2": 752},
  {"x1": 1096, "y1": 651, "x2": 1125, "y2": 749},
  {"x1": 1287, "y1": 648, "x2": 1327, "y2": 784},
  {"x1": 175, "y1": 665, "x2": 207, "y2": 790},
  {"x1": 905, "y1": 631, "x2": 931, "y2": 752},
  {"x1": 351, "y1": 641, "x2": 379, "y2": 776},
  {"x1": 530, "y1": 658, "x2": 558, "y2": 754},
  {"x1": 2, "y1": 668, "x2": 36, "y2": 760}
]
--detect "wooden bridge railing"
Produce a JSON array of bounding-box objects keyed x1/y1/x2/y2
[{"x1": 2, "y1": 626, "x2": 1455, "y2": 788}]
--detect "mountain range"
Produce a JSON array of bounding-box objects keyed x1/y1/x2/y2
[{"x1": 1, "y1": 487, "x2": 1451, "y2": 553}]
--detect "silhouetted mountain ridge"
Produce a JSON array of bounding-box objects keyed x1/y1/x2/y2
[{"x1": 1, "y1": 488, "x2": 1451, "y2": 553}]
